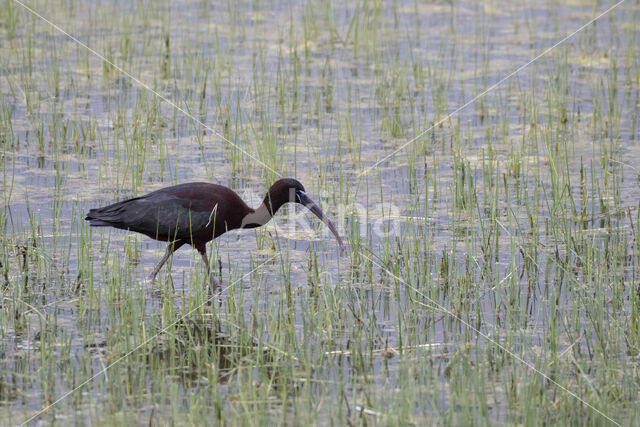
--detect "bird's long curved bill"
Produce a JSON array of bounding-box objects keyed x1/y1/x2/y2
[{"x1": 299, "y1": 193, "x2": 346, "y2": 251}]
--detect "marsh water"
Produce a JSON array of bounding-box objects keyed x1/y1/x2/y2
[{"x1": 1, "y1": 0, "x2": 640, "y2": 424}]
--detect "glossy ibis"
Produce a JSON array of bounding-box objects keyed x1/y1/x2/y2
[{"x1": 85, "y1": 178, "x2": 345, "y2": 286}]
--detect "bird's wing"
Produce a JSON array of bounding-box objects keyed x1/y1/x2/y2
[
  {"x1": 86, "y1": 183, "x2": 248, "y2": 241},
  {"x1": 86, "y1": 194, "x2": 216, "y2": 239}
]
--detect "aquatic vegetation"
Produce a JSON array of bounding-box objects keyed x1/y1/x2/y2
[{"x1": 1, "y1": 0, "x2": 639, "y2": 424}]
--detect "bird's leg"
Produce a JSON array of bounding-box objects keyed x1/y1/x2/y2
[
  {"x1": 147, "y1": 241, "x2": 184, "y2": 281},
  {"x1": 197, "y1": 244, "x2": 221, "y2": 290}
]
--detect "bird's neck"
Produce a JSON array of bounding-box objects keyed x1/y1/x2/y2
[
  {"x1": 239, "y1": 188, "x2": 291, "y2": 229},
  {"x1": 240, "y1": 202, "x2": 274, "y2": 229}
]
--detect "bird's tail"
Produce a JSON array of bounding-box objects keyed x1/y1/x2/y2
[{"x1": 85, "y1": 198, "x2": 140, "y2": 226}]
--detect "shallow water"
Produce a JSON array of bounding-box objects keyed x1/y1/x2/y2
[{"x1": 1, "y1": 0, "x2": 640, "y2": 424}]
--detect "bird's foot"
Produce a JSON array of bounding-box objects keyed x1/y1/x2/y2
[
  {"x1": 209, "y1": 275, "x2": 221, "y2": 291},
  {"x1": 145, "y1": 270, "x2": 167, "y2": 287},
  {"x1": 205, "y1": 276, "x2": 223, "y2": 306}
]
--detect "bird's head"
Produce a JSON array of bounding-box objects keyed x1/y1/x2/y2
[
  {"x1": 264, "y1": 178, "x2": 307, "y2": 207},
  {"x1": 264, "y1": 178, "x2": 346, "y2": 251}
]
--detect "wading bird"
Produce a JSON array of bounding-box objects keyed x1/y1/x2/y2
[{"x1": 85, "y1": 178, "x2": 345, "y2": 286}]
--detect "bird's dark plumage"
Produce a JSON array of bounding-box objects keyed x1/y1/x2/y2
[
  {"x1": 86, "y1": 179, "x2": 345, "y2": 285},
  {"x1": 87, "y1": 182, "x2": 249, "y2": 243}
]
